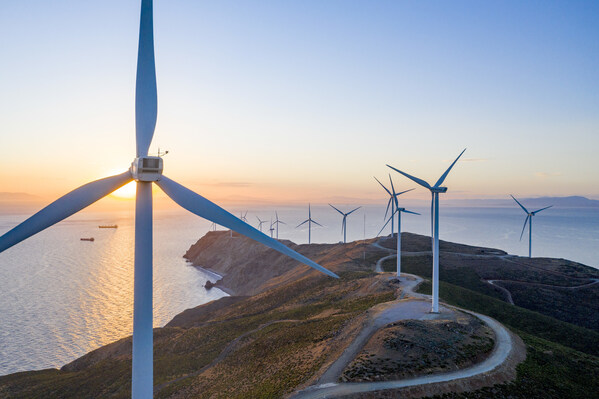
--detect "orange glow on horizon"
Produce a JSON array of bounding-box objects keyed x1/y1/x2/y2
[{"x1": 110, "y1": 181, "x2": 137, "y2": 200}]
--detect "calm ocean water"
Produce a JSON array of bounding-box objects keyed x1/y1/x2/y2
[{"x1": 0, "y1": 203, "x2": 597, "y2": 375}]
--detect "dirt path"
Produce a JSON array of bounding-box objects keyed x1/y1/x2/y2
[
  {"x1": 487, "y1": 280, "x2": 515, "y2": 305},
  {"x1": 291, "y1": 268, "x2": 517, "y2": 398}
]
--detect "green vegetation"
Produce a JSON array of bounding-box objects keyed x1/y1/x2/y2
[
  {"x1": 416, "y1": 280, "x2": 599, "y2": 356},
  {"x1": 428, "y1": 333, "x2": 599, "y2": 399}
]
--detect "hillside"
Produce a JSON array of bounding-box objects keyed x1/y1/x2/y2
[
  {"x1": 381, "y1": 232, "x2": 599, "y2": 331},
  {"x1": 0, "y1": 231, "x2": 598, "y2": 398}
]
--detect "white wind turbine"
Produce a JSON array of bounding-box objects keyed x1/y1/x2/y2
[
  {"x1": 377, "y1": 189, "x2": 419, "y2": 279},
  {"x1": 240, "y1": 211, "x2": 249, "y2": 222},
  {"x1": 374, "y1": 175, "x2": 413, "y2": 237},
  {"x1": 256, "y1": 216, "x2": 268, "y2": 232},
  {"x1": 0, "y1": 1, "x2": 338, "y2": 397},
  {"x1": 272, "y1": 211, "x2": 285, "y2": 239},
  {"x1": 329, "y1": 204, "x2": 361, "y2": 244},
  {"x1": 296, "y1": 204, "x2": 322, "y2": 244},
  {"x1": 388, "y1": 149, "x2": 466, "y2": 312},
  {"x1": 511, "y1": 195, "x2": 552, "y2": 258}
]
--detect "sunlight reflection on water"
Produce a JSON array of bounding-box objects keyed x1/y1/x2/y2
[{"x1": 0, "y1": 210, "x2": 226, "y2": 375}]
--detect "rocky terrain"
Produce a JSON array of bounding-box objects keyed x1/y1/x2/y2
[{"x1": 341, "y1": 313, "x2": 495, "y2": 383}]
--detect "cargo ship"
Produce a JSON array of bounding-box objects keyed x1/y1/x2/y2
[{"x1": 98, "y1": 225, "x2": 118, "y2": 229}]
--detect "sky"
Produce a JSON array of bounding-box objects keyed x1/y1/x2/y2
[{"x1": 1, "y1": 0, "x2": 598, "y2": 209}]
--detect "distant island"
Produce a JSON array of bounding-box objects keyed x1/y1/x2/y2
[{"x1": 0, "y1": 231, "x2": 598, "y2": 398}]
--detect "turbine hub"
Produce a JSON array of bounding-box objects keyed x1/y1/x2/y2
[
  {"x1": 130, "y1": 156, "x2": 163, "y2": 182},
  {"x1": 430, "y1": 187, "x2": 448, "y2": 193}
]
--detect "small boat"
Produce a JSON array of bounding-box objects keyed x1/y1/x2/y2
[
  {"x1": 80, "y1": 237, "x2": 95, "y2": 242},
  {"x1": 98, "y1": 225, "x2": 118, "y2": 229}
]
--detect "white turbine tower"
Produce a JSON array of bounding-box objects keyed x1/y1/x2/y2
[
  {"x1": 296, "y1": 204, "x2": 322, "y2": 244},
  {"x1": 329, "y1": 204, "x2": 361, "y2": 244},
  {"x1": 511, "y1": 195, "x2": 552, "y2": 258},
  {"x1": 0, "y1": 1, "x2": 339, "y2": 397},
  {"x1": 388, "y1": 148, "x2": 466, "y2": 312},
  {"x1": 272, "y1": 211, "x2": 285, "y2": 239},
  {"x1": 378, "y1": 199, "x2": 419, "y2": 279},
  {"x1": 269, "y1": 219, "x2": 275, "y2": 238},
  {"x1": 256, "y1": 216, "x2": 268, "y2": 232}
]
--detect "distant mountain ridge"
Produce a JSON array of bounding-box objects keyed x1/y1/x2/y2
[{"x1": 444, "y1": 196, "x2": 599, "y2": 208}]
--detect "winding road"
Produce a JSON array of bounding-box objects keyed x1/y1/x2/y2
[{"x1": 291, "y1": 268, "x2": 517, "y2": 398}]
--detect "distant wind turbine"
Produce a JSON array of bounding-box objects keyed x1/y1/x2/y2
[
  {"x1": 269, "y1": 220, "x2": 275, "y2": 238},
  {"x1": 388, "y1": 148, "x2": 466, "y2": 312},
  {"x1": 296, "y1": 204, "x2": 322, "y2": 244},
  {"x1": 374, "y1": 175, "x2": 412, "y2": 237},
  {"x1": 240, "y1": 211, "x2": 248, "y2": 222},
  {"x1": 272, "y1": 211, "x2": 285, "y2": 239},
  {"x1": 210, "y1": 222, "x2": 217, "y2": 231},
  {"x1": 256, "y1": 216, "x2": 268, "y2": 232},
  {"x1": 329, "y1": 204, "x2": 361, "y2": 243},
  {"x1": 378, "y1": 201, "x2": 419, "y2": 279},
  {"x1": 510, "y1": 195, "x2": 552, "y2": 258},
  {"x1": 0, "y1": 1, "x2": 338, "y2": 397}
]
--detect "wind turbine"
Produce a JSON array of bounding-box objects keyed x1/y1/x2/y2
[
  {"x1": 329, "y1": 204, "x2": 361, "y2": 244},
  {"x1": 510, "y1": 195, "x2": 552, "y2": 258},
  {"x1": 388, "y1": 148, "x2": 466, "y2": 312},
  {"x1": 210, "y1": 222, "x2": 217, "y2": 231},
  {"x1": 374, "y1": 175, "x2": 413, "y2": 237},
  {"x1": 0, "y1": 1, "x2": 338, "y2": 397},
  {"x1": 240, "y1": 211, "x2": 249, "y2": 222},
  {"x1": 272, "y1": 211, "x2": 285, "y2": 239},
  {"x1": 378, "y1": 203, "x2": 419, "y2": 279},
  {"x1": 296, "y1": 204, "x2": 322, "y2": 244},
  {"x1": 256, "y1": 216, "x2": 268, "y2": 232},
  {"x1": 269, "y1": 220, "x2": 275, "y2": 238}
]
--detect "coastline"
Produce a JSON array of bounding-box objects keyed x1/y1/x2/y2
[{"x1": 192, "y1": 264, "x2": 235, "y2": 296}]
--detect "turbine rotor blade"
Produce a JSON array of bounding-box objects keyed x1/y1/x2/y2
[
  {"x1": 347, "y1": 206, "x2": 361, "y2": 215},
  {"x1": 510, "y1": 194, "x2": 530, "y2": 214},
  {"x1": 384, "y1": 198, "x2": 392, "y2": 220},
  {"x1": 395, "y1": 188, "x2": 415, "y2": 197},
  {"x1": 156, "y1": 176, "x2": 338, "y2": 278},
  {"x1": 532, "y1": 205, "x2": 553, "y2": 215},
  {"x1": 312, "y1": 220, "x2": 323, "y2": 227},
  {"x1": 434, "y1": 148, "x2": 466, "y2": 188},
  {"x1": 519, "y1": 215, "x2": 530, "y2": 241},
  {"x1": 387, "y1": 165, "x2": 432, "y2": 190},
  {"x1": 377, "y1": 208, "x2": 399, "y2": 237},
  {"x1": 388, "y1": 174, "x2": 397, "y2": 197},
  {"x1": 402, "y1": 209, "x2": 420, "y2": 215},
  {"x1": 296, "y1": 220, "x2": 309, "y2": 228},
  {"x1": 374, "y1": 176, "x2": 392, "y2": 196},
  {"x1": 329, "y1": 204, "x2": 344, "y2": 215},
  {"x1": 135, "y1": 0, "x2": 158, "y2": 157},
  {"x1": 0, "y1": 172, "x2": 132, "y2": 253}
]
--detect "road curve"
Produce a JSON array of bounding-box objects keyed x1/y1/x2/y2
[{"x1": 291, "y1": 272, "x2": 516, "y2": 399}]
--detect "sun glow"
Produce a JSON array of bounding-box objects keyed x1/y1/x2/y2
[{"x1": 110, "y1": 181, "x2": 137, "y2": 200}]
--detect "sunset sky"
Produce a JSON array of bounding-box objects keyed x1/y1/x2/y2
[{"x1": 1, "y1": 0, "x2": 598, "y2": 208}]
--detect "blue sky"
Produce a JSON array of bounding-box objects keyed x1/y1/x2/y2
[{"x1": 1, "y1": 0, "x2": 598, "y2": 205}]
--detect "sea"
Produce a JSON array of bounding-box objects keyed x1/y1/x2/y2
[{"x1": 0, "y1": 203, "x2": 597, "y2": 376}]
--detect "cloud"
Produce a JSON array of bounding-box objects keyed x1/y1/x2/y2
[
  {"x1": 201, "y1": 181, "x2": 254, "y2": 188},
  {"x1": 534, "y1": 172, "x2": 562, "y2": 178}
]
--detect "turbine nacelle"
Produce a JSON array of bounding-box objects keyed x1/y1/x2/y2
[
  {"x1": 430, "y1": 186, "x2": 448, "y2": 193},
  {"x1": 130, "y1": 156, "x2": 163, "y2": 182}
]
